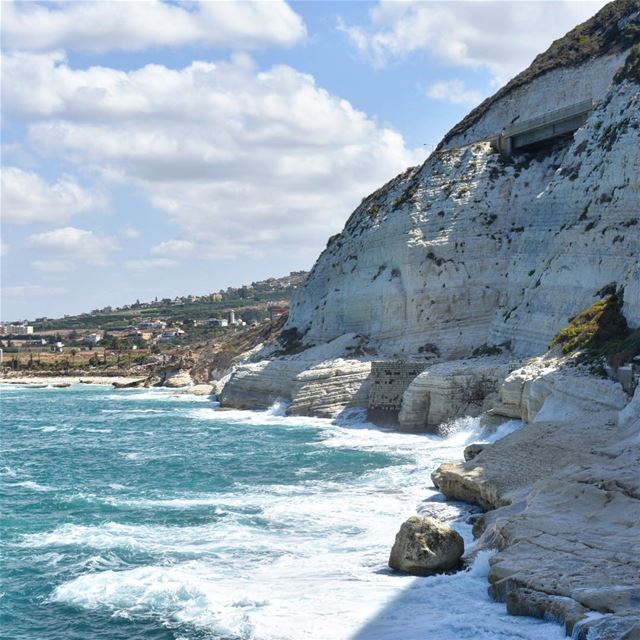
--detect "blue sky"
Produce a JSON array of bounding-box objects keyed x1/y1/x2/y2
[{"x1": 1, "y1": 0, "x2": 606, "y2": 320}]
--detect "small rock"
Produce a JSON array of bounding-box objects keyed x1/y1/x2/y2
[
  {"x1": 388, "y1": 516, "x2": 464, "y2": 576},
  {"x1": 464, "y1": 443, "x2": 486, "y2": 461}
]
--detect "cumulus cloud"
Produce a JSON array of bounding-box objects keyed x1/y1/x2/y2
[
  {"x1": 120, "y1": 227, "x2": 141, "y2": 239},
  {"x1": 150, "y1": 240, "x2": 195, "y2": 257},
  {"x1": 27, "y1": 227, "x2": 119, "y2": 266},
  {"x1": 1, "y1": 283, "x2": 67, "y2": 298},
  {"x1": 426, "y1": 80, "x2": 485, "y2": 106},
  {"x1": 339, "y1": 1, "x2": 609, "y2": 83},
  {"x1": 4, "y1": 52, "x2": 421, "y2": 262},
  {"x1": 1, "y1": 0, "x2": 306, "y2": 52},
  {"x1": 1, "y1": 167, "x2": 103, "y2": 224},
  {"x1": 31, "y1": 259, "x2": 75, "y2": 273},
  {"x1": 125, "y1": 258, "x2": 179, "y2": 271}
]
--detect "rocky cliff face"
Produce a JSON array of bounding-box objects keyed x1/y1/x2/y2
[{"x1": 286, "y1": 7, "x2": 639, "y2": 360}]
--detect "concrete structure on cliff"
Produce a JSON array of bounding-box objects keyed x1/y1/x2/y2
[{"x1": 490, "y1": 99, "x2": 596, "y2": 155}]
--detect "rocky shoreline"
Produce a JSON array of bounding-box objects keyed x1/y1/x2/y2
[
  {"x1": 433, "y1": 387, "x2": 640, "y2": 638},
  {"x1": 213, "y1": 343, "x2": 639, "y2": 637}
]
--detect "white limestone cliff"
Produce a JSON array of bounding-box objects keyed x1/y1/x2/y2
[
  {"x1": 285, "y1": 52, "x2": 639, "y2": 360},
  {"x1": 217, "y1": 8, "x2": 640, "y2": 637}
]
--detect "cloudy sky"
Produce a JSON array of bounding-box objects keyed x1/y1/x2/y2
[{"x1": 1, "y1": 0, "x2": 607, "y2": 320}]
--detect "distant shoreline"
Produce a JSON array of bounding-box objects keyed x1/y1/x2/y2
[{"x1": 0, "y1": 374, "x2": 142, "y2": 387}]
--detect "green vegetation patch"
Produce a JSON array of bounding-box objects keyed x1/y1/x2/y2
[
  {"x1": 614, "y1": 43, "x2": 640, "y2": 85},
  {"x1": 272, "y1": 327, "x2": 310, "y2": 357},
  {"x1": 552, "y1": 291, "x2": 640, "y2": 367}
]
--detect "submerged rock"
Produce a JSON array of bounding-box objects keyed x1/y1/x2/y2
[{"x1": 388, "y1": 516, "x2": 464, "y2": 576}]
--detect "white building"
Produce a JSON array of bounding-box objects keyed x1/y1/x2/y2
[
  {"x1": 0, "y1": 323, "x2": 34, "y2": 335},
  {"x1": 138, "y1": 320, "x2": 167, "y2": 331},
  {"x1": 84, "y1": 333, "x2": 102, "y2": 344},
  {"x1": 208, "y1": 318, "x2": 228, "y2": 328}
]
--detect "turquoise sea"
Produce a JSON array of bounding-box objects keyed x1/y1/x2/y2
[{"x1": 0, "y1": 384, "x2": 566, "y2": 640}]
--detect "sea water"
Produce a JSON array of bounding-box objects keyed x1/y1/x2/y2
[{"x1": 0, "y1": 384, "x2": 566, "y2": 640}]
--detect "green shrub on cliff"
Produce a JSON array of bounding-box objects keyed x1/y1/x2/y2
[{"x1": 552, "y1": 291, "x2": 640, "y2": 367}]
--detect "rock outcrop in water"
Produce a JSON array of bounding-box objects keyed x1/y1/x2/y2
[{"x1": 388, "y1": 516, "x2": 464, "y2": 576}]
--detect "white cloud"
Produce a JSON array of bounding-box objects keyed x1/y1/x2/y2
[
  {"x1": 0, "y1": 241, "x2": 8, "y2": 256},
  {"x1": 31, "y1": 259, "x2": 75, "y2": 273},
  {"x1": 120, "y1": 227, "x2": 141, "y2": 239},
  {"x1": 1, "y1": 166, "x2": 103, "y2": 224},
  {"x1": 1, "y1": 283, "x2": 67, "y2": 298},
  {"x1": 150, "y1": 240, "x2": 194, "y2": 257},
  {"x1": 426, "y1": 80, "x2": 484, "y2": 106},
  {"x1": 125, "y1": 258, "x2": 179, "y2": 271},
  {"x1": 4, "y1": 52, "x2": 421, "y2": 262},
  {"x1": 27, "y1": 227, "x2": 118, "y2": 266},
  {"x1": 1, "y1": 0, "x2": 306, "y2": 52},
  {"x1": 340, "y1": 1, "x2": 609, "y2": 83}
]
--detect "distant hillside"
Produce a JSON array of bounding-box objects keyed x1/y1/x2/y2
[{"x1": 32, "y1": 271, "x2": 308, "y2": 332}]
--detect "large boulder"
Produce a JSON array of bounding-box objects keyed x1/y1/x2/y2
[
  {"x1": 388, "y1": 516, "x2": 464, "y2": 576},
  {"x1": 162, "y1": 369, "x2": 193, "y2": 388}
]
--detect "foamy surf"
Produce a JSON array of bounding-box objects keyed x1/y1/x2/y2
[{"x1": 3, "y1": 384, "x2": 562, "y2": 640}]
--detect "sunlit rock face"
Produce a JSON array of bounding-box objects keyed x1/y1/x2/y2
[{"x1": 286, "y1": 51, "x2": 640, "y2": 360}]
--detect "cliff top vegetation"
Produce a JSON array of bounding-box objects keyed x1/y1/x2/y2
[{"x1": 442, "y1": 0, "x2": 640, "y2": 145}]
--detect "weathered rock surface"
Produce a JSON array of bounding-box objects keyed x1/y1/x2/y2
[
  {"x1": 288, "y1": 360, "x2": 371, "y2": 418},
  {"x1": 432, "y1": 413, "x2": 620, "y2": 510},
  {"x1": 219, "y1": 359, "x2": 306, "y2": 409},
  {"x1": 186, "y1": 383, "x2": 215, "y2": 397},
  {"x1": 463, "y1": 443, "x2": 486, "y2": 461},
  {"x1": 220, "y1": 334, "x2": 372, "y2": 417},
  {"x1": 619, "y1": 385, "x2": 640, "y2": 430},
  {"x1": 398, "y1": 358, "x2": 512, "y2": 432},
  {"x1": 162, "y1": 370, "x2": 193, "y2": 388},
  {"x1": 388, "y1": 516, "x2": 464, "y2": 576},
  {"x1": 485, "y1": 442, "x2": 640, "y2": 638},
  {"x1": 492, "y1": 355, "x2": 629, "y2": 422},
  {"x1": 432, "y1": 404, "x2": 640, "y2": 636}
]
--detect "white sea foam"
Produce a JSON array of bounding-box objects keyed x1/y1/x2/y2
[
  {"x1": 52, "y1": 551, "x2": 564, "y2": 640},
  {"x1": 10, "y1": 480, "x2": 56, "y2": 492},
  {"x1": 45, "y1": 410, "x2": 558, "y2": 639},
  {"x1": 0, "y1": 465, "x2": 18, "y2": 477},
  {"x1": 188, "y1": 405, "x2": 332, "y2": 429},
  {"x1": 103, "y1": 390, "x2": 212, "y2": 403}
]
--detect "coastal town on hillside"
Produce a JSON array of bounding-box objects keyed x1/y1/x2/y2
[{"x1": 0, "y1": 271, "x2": 307, "y2": 371}]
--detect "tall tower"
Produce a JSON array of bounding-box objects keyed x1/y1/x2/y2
[{"x1": 229, "y1": 310, "x2": 236, "y2": 325}]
